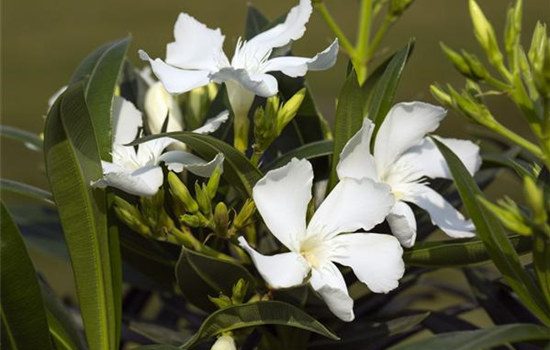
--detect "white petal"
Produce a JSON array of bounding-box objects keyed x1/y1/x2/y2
[
  {"x1": 112, "y1": 96, "x2": 143, "y2": 145},
  {"x1": 405, "y1": 184, "x2": 475, "y2": 238},
  {"x1": 47, "y1": 86, "x2": 67, "y2": 112},
  {"x1": 160, "y1": 151, "x2": 224, "y2": 177},
  {"x1": 139, "y1": 50, "x2": 211, "y2": 95},
  {"x1": 374, "y1": 102, "x2": 446, "y2": 175},
  {"x1": 387, "y1": 201, "x2": 417, "y2": 248},
  {"x1": 262, "y1": 39, "x2": 339, "y2": 77},
  {"x1": 210, "y1": 67, "x2": 278, "y2": 98},
  {"x1": 307, "y1": 178, "x2": 394, "y2": 239},
  {"x1": 336, "y1": 118, "x2": 378, "y2": 181},
  {"x1": 92, "y1": 165, "x2": 163, "y2": 197},
  {"x1": 238, "y1": 237, "x2": 310, "y2": 289},
  {"x1": 136, "y1": 137, "x2": 175, "y2": 166},
  {"x1": 400, "y1": 136, "x2": 481, "y2": 180},
  {"x1": 331, "y1": 233, "x2": 404, "y2": 293},
  {"x1": 253, "y1": 158, "x2": 312, "y2": 251},
  {"x1": 246, "y1": 0, "x2": 313, "y2": 58},
  {"x1": 144, "y1": 82, "x2": 184, "y2": 134},
  {"x1": 166, "y1": 13, "x2": 227, "y2": 71},
  {"x1": 310, "y1": 262, "x2": 354, "y2": 322},
  {"x1": 191, "y1": 110, "x2": 229, "y2": 134}
]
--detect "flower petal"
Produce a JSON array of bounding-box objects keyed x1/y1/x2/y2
[
  {"x1": 307, "y1": 178, "x2": 394, "y2": 239},
  {"x1": 166, "y1": 13, "x2": 227, "y2": 71},
  {"x1": 374, "y1": 102, "x2": 446, "y2": 174},
  {"x1": 112, "y1": 96, "x2": 143, "y2": 145},
  {"x1": 210, "y1": 67, "x2": 278, "y2": 98},
  {"x1": 331, "y1": 233, "x2": 404, "y2": 293},
  {"x1": 139, "y1": 50, "x2": 211, "y2": 95},
  {"x1": 144, "y1": 82, "x2": 184, "y2": 134},
  {"x1": 160, "y1": 151, "x2": 224, "y2": 177},
  {"x1": 387, "y1": 201, "x2": 417, "y2": 248},
  {"x1": 310, "y1": 262, "x2": 354, "y2": 322},
  {"x1": 404, "y1": 184, "x2": 475, "y2": 238},
  {"x1": 336, "y1": 118, "x2": 378, "y2": 181},
  {"x1": 246, "y1": 0, "x2": 313, "y2": 57},
  {"x1": 400, "y1": 136, "x2": 481, "y2": 180},
  {"x1": 262, "y1": 39, "x2": 339, "y2": 77},
  {"x1": 92, "y1": 164, "x2": 163, "y2": 197},
  {"x1": 238, "y1": 237, "x2": 310, "y2": 289},
  {"x1": 136, "y1": 137, "x2": 175, "y2": 166},
  {"x1": 191, "y1": 110, "x2": 229, "y2": 134},
  {"x1": 253, "y1": 158, "x2": 312, "y2": 251}
]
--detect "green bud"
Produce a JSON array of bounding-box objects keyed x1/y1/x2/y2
[
  {"x1": 208, "y1": 294, "x2": 233, "y2": 309},
  {"x1": 180, "y1": 214, "x2": 201, "y2": 228},
  {"x1": 231, "y1": 278, "x2": 248, "y2": 304},
  {"x1": 277, "y1": 88, "x2": 306, "y2": 132},
  {"x1": 462, "y1": 51, "x2": 490, "y2": 80},
  {"x1": 207, "y1": 167, "x2": 222, "y2": 199},
  {"x1": 469, "y1": 0, "x2": 504, "y2": 66},
  {"x1": 195, "y1": 182, "x2": 212, "y2": 216},
  {"x1": 528, "y1": 22, "x2": 547, "y2": 69},
  {"x1": 389, "y1": 0, "x2": 415, "y2": 17},
  {"x1": 441, "y1": 43, "x2": 472, "y2": 77},
  {"x1": 113, "y1": 206, "x2": 151, "y2": 236},
  {"x1": 504, "y1": 0, "x2": 522, "y2": 58},
  {"x1": 524, "y1": 176, "x2": 547, "y2": 225},
  {"x1": 214, "y1": 202, "x2": 230, "y2": 236},
  {"x1": 465, "y1": 80, "x2": 484, "y2": 104},
  {"x1": 168, "y1": 172, "x2": 198, "y2": 213},
  {"x1": 113, "y1": 196, "x2": 141, "y2": 218},
  {"x1": 479, "y1": 196, "x2": 531, "y2": 235},
  {"x1": 430, "y1": 84, "x2": 454, "y2": 107},
  {"x1": 233, "y1": 199, "x2": 256, "y2": 230}
]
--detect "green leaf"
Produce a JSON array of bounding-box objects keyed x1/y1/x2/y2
[
  {"x1": 175, "y1": 246, "x2": 256, "y2": 311},
  {"x1": 367, "y1": 40, "x2": 414, "y2": 139},
  {"x1": 0, "y1": 124, "x2": 43, "y2": 151},
  {"x1": 182, "y1": 301, "x2": 339, "y2": 349},
  {"x1": 245, "y1": 5, "x2": 269, "y2": 40},
  {"x1": 388, "y1": 324, "x2": 550, "y2": 350},
  {"x1": 70, "y1": 37, "x2": 131, "y2": 160},
  {"x1": 1, "y1": 202, "x2": 54, "y2": 350},
  {"x1": 44, "y1": 84, "x2": 117, "y2": 350},
  {"x1": 131, "y1": 132, "x2": 263, "y2": 197},
  {"x1": 328, "y1": 70, "x2": 365, "y2": 191},
  {"x1": 131, "y1": 346, "x2": 181, "y2": 350},
  {"x1": 434, "y1": 137, "x2": 550, "y2": 326},
  {"x1": 404, "y1": 235, "x2": 532, "y2": 267},
  {"x1": 264, "y1": 140, "x2": 334, "y2": 171},
  {"x1": 129, "y1": 321, "x2": 191, "y2": 346},
  {"x1": 0, "y1": 179, "x2": 54, "y2": 205}
]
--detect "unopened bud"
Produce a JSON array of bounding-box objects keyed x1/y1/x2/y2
[
  {"x1": 389, "y1": 0, "x2": 415, "y2": 17},
  {"x1": 441, "y1": 43, "x2": 473, "y2": 78},
  {"x1": 430, "y1": 85, "x2": 454, "y2": 107},
  {"x1": 208, "y1": 295, "x2": 233, "y2": 309},
  {"x1": 233, "y1": 199, "x2": 256, "y2": 230},
  {"x1": 145, "y1": 82, "x2": 183, "y2": 134},
  {"x1": 504, "y1": 0, "x2": 522, "y2": 56},
  {"x1": 469, "y1": 0, "x2": 503, "y2": 66},
  {"x1": 207, "y1": 167, "x2": 222, "y2": 199},
  {"x1": 114, "y1": 206, "x2": 151, "y2": 236},
  {"x1": 462, "y1": 51, "x2": 490, "y2": 80},
  {"x1": 214, "y1": 202, "x2": 230, "y2": 236},
  {"x1": 479, "y1": 196, "x2": 531, "y2": 235},
  {"x1": 195, "y1": 183, "x2": 212, "y2": 216},
  {"x1": 278, "y1": 88, "x2": 306, "y2": 132},
  {"x1": 524, "y1": 176, "x2": 547, "y2": 225},
  {"x1": 211, "y1": 334, "x2": 236, "y2": 350},
  {"x1": 168, "y1": 172, "x2": 198, "y2": 213},
  {"x1": 231, "y1": 278, "x2": 248, "y2": 304},
  {"x1": 180, "y1": 214, "x2": 200, "y2": 227}
]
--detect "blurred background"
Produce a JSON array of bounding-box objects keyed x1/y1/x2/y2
[{"x1": 1, "y1": 0, "x2": 549, "y2": 311}]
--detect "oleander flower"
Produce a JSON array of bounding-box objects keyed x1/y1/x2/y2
[
  {"x1": 337, "y1": 102, "x2": 482, "y2": 247},
  {"x1": 138, "y1": 0, "x2": 338, "y2": 151},
  {"x1": 238, "y1": 158, "x2": 405, "y2": 322},
  {"x1": 91, "y1": 96, "x2": 225, "y2": 197}
]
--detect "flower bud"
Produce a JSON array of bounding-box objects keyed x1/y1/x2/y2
[
  {"x1": 430, "y1": 85, "x2": 454, "y2": 107},
  {"x1": 277, "y1": 88, "x2": 306, "y2": 132},
  {"x1": 524, "y1": 176, "x2": 547, "y2": 225},
  {"x1": 113, "y1": 206, "x2": 151, "y2": 236},
  {"x1": 145, "y1": 82, "x2": 184, "y2": 134},
  {"x1": 479, "y1": 197, "x2": 531, "y2": 235},
  {"x1": 441, "y1": 43, "x2": 472, "y2": 78},
  {"x1": 180, "y1": 214, "x2": 201, "y2": 228},
  {"x1": 504, "y1": 0, "x2": 522, "y2": 57},
  {"x1": 207, "y1": 167, "x2": 222, "y2": 199},
  {"x1": 231, "y1": 278, "x2": 248, "y2": 304},
  {"x1": 214, "y1": 202, "x2": 230, "y2": 236},
  {"x1": 208, "y1": 295, "x2": 233, "y2": 309},
  {"x1": 168, "y1": 172, "x2": 198, "y2": 213},
  {"x1": 389, "y1": 0, "x2": 415, "y2": 17},
  {"x1": 233, "y1": 199, "x2": 256, "y2": 230},
  {"x1": 211, "y1": 334, "x2": 236, "y2": 350},
  {"x1": 195, "y1": 183, "x2": 212, "y2": 216},
  {"x1": 469, "y1": 0, "x2": 504, "y2": 66},
  {"x1": 462, "y1": 51, "x2": 490, "y2": 80}
]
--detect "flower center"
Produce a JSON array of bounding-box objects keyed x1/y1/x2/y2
[
  {"x1": 230, "y1": 37, "x2": 272, "y2": 74},
  {"x1": 299, "y1": 234, "x2": 331, "y2": 269}
]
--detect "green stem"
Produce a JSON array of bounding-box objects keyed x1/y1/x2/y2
[
  {"x1": 357, "y1": 0, "x2": 373, "y2": 57},
  {"x1": 483, "y1": 119, "x2": 543, "y2": 158},
  {"x1": 250, "y1": 151, "x2": 263, "y2": 166},
  {"x1": 169, "y1": 227, "x2": 236, "y2": 263},
  {"x1": 313, "y1": 1, "x2": 355, "y2": 55},
  {"x1": 366, "y1": 16, "x2": 395, "y2": 59}
]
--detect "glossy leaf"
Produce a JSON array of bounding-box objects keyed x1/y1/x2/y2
[
  {"x1": 0, "y1": 179, "x2": 54, "y2": 205},
  {"x1": 0, "y1": 124, "x2": 43, "y2": 151},
  {"x1": 367, "y1": 40, "x2": 414, "y2": 138},
  {"x1": 404, "y1": 235, "x2": 532, "y2": 267},
  {"x1": 1, "y1": 202, "x2": 54, "y2": 350},
  {"x1": 176, "y1": 246, "x2": 256, "y2": 311},
  {"x1": 44, "y1": 84, "x2": 117, "y2": 350},
  {"x1": 264, "y1": 140, "x2": 334, "y2": 171},
  {"x1": 434, "y1": 138, "x2": 550, "y2": 325},
  {"x1": 129, "y1": 321, "x2": 191, "y2": 346},
  {"x1": 131, "y1": 132, "x2": 263, "y2": 197},
  {"x1": 182, "y1": 301, "x2": 339, "y2": 349},
  {"x1": 388, "y1": 324, "x2": 550, "y2": 350}
]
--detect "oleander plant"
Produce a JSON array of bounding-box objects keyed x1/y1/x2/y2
[{"x1": 1, "y1": 0, "x2": 549, "y2": 349}]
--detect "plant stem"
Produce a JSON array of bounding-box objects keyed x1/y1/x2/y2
[
  {"x1": 169, "y1": 227, "x2": 236, "y2": 262},
  {"x1": 483, "y1": 119, "x2": 544, "y2": 158},
  {"x1": 313, "y1": 1, "x2": 355, "y2": 56},
  {"x1": 357, "y1": 0, "x2": 373, "y2": 57},
  {"x1": 250, "y1": 151, "x2": 263, "y2": 166},
  {"x1": 366, "y1": 16, "x2": 394, "y2": 59}
]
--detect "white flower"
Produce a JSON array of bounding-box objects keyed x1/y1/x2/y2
[
  {"x1": 91, "y1": 96, "x2": 225, "y2": 197},
  {"x1": 138, "y1": 0, "x2": 338, "y2": 121},
  {"x1": 337, "y1": 102, "x2": 482, "y2": 247},
  {"x1": 211, "y1": 334, "x2": 236, "y2": 350},
  {"x1": 238, "y1": 158, "x2": 404, "y2": 322}
]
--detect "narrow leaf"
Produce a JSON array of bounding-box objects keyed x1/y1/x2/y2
[
  {"x1": 264, "y1": 140, "x2": 334, "y2": 171},
  {"x1": 0, "y1": 179, "x2": 54, "y2": 204},
  {"x1": 0, "y1": 124, "x2": 43, "y2": 151}
]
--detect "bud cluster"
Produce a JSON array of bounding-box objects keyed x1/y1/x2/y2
[{"x1": 208, "y1": 278, "x2": 249, "y2": 309}]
